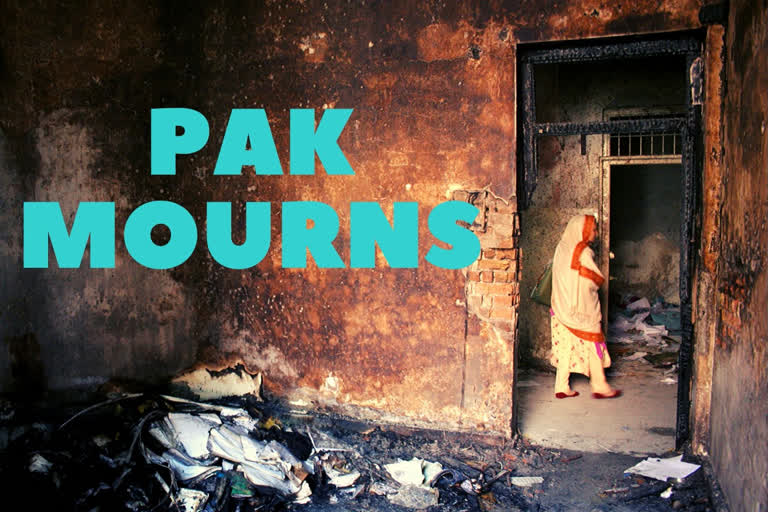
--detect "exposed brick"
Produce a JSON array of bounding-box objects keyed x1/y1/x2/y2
[
  {"x1": 467, "y1": 295, "x2": 482, "y2": 311},
  {"x1": 475, "y1": 283, "x2": 514, "y2": 296},
  {"x1": 466, "y1": 314, "x2": 483, "y2": 336},
  {"x1": 494, "y1": 271, "x2": 512, "y2": 282},
  {"x1": 494, "y1": 248, "x2": 518, "y2": 260},
  {"x1": 480, "y1": 271, "x2": 493, "y2": 282},
  {"x1": 478, "y1": 259, "x2": 509, "y2": 270},
  {"x1": 468, "y1": 270, "x2": 481, "y2": 281},
  {"x1": 494, "y1": 295, "x2": 513, "y2": 307},
  {"x1": 488, "y1": 212, "x2": 515, "y2": 228},
  {"x1": 483, "y1": 249, "x2": 496, "y2": 258},
  {"x1": 490, "y1": 307, "x2": 515, "y2": 320},
  {"x1": 495, "y1": 238, "x2": 517, "y2": 249}
]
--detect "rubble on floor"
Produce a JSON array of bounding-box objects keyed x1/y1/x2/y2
[
  {"x1": 0, "y1": 392, "x2": 719, "y2": 511},
  {"x1": 625, "y1": 455, "x2": 701, "y2": 482},
  {"x1": 607, "y1": 296, "x2": 682, "y2": 384}
]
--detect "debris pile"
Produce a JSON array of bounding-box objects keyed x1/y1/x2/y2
[
  {"x1": 596, "y1": 456, "x2": 712, "y2": 511},
  {"x1": 608, "y1": 296, "x2": 682, "y2": 383},
  {"x1": 609, "y1": 297, "x2": 682, "y2": 345},
  {"x1": 0, "y1": 392, "x2": 718, "y2": 511},
  {"x1": 2, "y1": 394, "x2": 323, "y2": 511}
]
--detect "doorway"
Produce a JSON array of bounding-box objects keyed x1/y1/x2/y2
[{"x1": 514, "y1": 33, "x2": 702, "y2": 453}]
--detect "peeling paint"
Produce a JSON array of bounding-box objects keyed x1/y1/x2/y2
[{"x1": 172, "y1": 364, "x2": 263, "y2": 401}]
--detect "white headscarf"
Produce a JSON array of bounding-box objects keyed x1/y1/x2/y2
[{"x1": 551, "y1": 214, "x2": 605, "y2": 341}]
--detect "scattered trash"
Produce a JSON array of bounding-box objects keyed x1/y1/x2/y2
[
  {"x1": 624, "y1": 454, "x2": 701, "y2": 481},
  {"x1": 661, "y1": 485, "x2": 674, "y2": 498},
  {"x1": 28, "y1": 453, "x2": 53, "y2": 473},
  {"x1": 0, "y1": 390, "x2": 716, "y2": 511},
  {"x1": 166, "y1": 412, "x2": 219, "y2": 459},
  {"x1": 626, "y1": 297, "x2": 651, "y2": 311},
  {"x1": 387, "y1": 483, "x2": 440, "y2": 509},
  {"x1": 611, "y1": 313, "x2": 667, "y2": 345},
  {"x1": 385, "y1": 457, "x2": 427, "y2": 486},
  {"x1": 645, "y1": 352, "x2": 678, "y2": 367},
  {"x1": 509, "y1": 476, "x2": 544, "y2": 487},
  {"x1": 460, "y1": 478, "x2": 481, "y2": 495},
  {"x1": 650, "y1": 310, "x2": 682, "y2": 331},
  {"x1": 635, "y1": 322, "x2": 668, "y2": 337},
  {"x1": 624, "y1": 351, "x2": 649, "y2": 361},
  {"x1": 325, "y1": 466, "x2": 361, "y2": 488},
  {"x1": 385, "y1": 457, "x2": 443, "y2": 488},
  {"x1": 422, "y1": 460, "x2": 444, "y2": 486},
  {"x1": 430, "y1": 468, "x2": 468, "y2": 488},
  {"x1": 600, "y1": 486, "x2": 630, "y2": 496},
  {"x1": 608, "y1": 297, "x2": 679, "y2": 405},
  {"x1": 176, "y1": 488, "x2": 208, "y2": 512},
  {"x1": 227, "y1": 471, "x2": 253, "y2": 498},
  {"x1": 369, "y1": 481, "x2": 399, "y2": 496}
]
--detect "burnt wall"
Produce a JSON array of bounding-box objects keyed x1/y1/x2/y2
[
  {"x1": 0, "y1": 3, "x2": 201, "y2": 393},
  {"x1": 708, "y1": 0, "x2": 768, "y2": 508},
  {"x1": 0, "y1": 0, "x2": 702, "y2": 435}
]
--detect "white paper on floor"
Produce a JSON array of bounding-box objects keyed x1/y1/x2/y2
[
  {"x1": 624, "y1": 351, "x2": 648, "y2": 361},
  {"x1": 509, "y1": 476, "x2": 544, "y2": 487},
  {"x1": 385, "y1": 458, "x2": 425, "y2": 486},
  {"x1": 626, "y1": 297, "x2": 651, "y2": 311},
  {"x1": 384, "y1": 457, "x2": 443, "y2": 488},
  {"x1": 636, "y1": 322, "x2": 668, "y2": 337},
  {"x1": 325, "y1": 467, "x2": 361, "y2": 488},
  {"x1": 624, "y1": 454, "x2": 700, "y2": 481}
]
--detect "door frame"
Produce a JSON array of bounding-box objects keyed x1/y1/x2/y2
[
  {"x1": 517, "y1": 31, "x2": 703, "y2": 448},
  {"x1": 599, "y1": 151, "x2": 683, "y2": 331}
]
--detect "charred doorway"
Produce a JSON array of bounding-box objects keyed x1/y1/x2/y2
[{"x1": 515, "y1": 34, "x2": 702, "y2": 452}]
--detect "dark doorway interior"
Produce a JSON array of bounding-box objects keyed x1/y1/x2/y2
[{"x1": 609, "y1": 163, "x2": 682, "y2": 305}]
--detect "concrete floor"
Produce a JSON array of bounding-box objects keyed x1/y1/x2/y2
[{"x1": 517, "y1": 357, "x2": 678, "y2": 456}]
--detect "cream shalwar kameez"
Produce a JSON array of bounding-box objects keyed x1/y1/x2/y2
[{"x1": 550, "y1": 215, "x2": 611, "y2": 394}]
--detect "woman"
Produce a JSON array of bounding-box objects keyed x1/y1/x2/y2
[{"x1": 550, "y1": 214, "x2": 621, "y2": 399}]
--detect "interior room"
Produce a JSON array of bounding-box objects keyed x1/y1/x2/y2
[{"x1": 0, "y1": 1, "x2": 765, "y2": 510}]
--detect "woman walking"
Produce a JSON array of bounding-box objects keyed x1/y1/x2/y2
[{"x1": 550, "y1": 214, "x2": 621, "y2": 399}]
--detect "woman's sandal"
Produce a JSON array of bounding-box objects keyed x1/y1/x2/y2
[
  {"x1": 592, "y1": 390, "x2": 622, "y2": 399},
  {"x1": 555, "y1": 391, "x2": 580, "y2": 399}
]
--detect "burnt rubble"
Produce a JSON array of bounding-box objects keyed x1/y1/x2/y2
[{"x1": 0, "y1": 390, "x2": 722, "y2": 512}]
